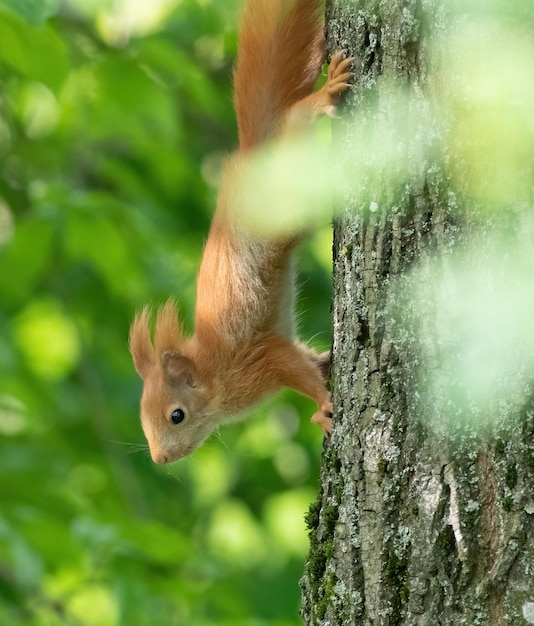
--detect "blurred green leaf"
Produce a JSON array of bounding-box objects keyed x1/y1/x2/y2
[
  {"x1": 65, "y1": 214, "x2": 139, "y2": 297},
  {"x1": 118, "y1": 519, "x2": 192, "y2": 565},
  {"x1": 0, "y1": 8, "x2": 68, "y2": 91},
  {"x1": 13, "y1": 299, "x2": 81, "y2": 381},
  {"x1": 68, "y1": 585, "x2": 118, "y2": 626},
  {"x1": 0, "y1": 515, "x2": 43, "y2": 588},
  {"x1": 0, "y1": 219, "x2": 55, "y2": 306},
  {"x1": 0, "y1": 0, "x2": 59, "y2": 25}
]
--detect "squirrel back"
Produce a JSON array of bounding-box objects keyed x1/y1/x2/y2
[{"x1": 233, "y1": 0, "x2": 325, "y2": 151}]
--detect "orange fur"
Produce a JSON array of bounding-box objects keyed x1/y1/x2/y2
[
  {"x1": 234, "y1": 0, "x2": 325, "y2": 150},
  {"x1": 129, "y1": 0, "x2": 352, "y2": 464}
]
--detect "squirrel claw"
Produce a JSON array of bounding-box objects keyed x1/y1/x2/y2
[
  {"x1": 311, "y1": 398, "x2": 334, "y2": 435},
  {"x1": 320, "y1": 50, "x2": 354, "y2": 113}
]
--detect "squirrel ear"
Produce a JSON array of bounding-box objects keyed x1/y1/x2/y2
[
  {"x1": 129, "y1": 307, "x2": 155, "y2": 379},
  {"x1": 155, "y1": 299, "x2": 185, "y2": 355},
  {"x1": 161, "y1": 351, "x2": 197, "y2": 388}
]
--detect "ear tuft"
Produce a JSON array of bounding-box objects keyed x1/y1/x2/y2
[
  {"x1": 155, "y1": 298, "x2": 185, "y2": 357},
  {"x1": 129, "y1": 306, "x2": 155, "y2": 379},
  {"x1": 161, "y1": 351, "x2": 197, "y2": 388}
]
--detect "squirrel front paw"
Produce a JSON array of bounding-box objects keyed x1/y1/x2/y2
[
  {"x1": 311, "y1": 397, "x2": 334, "y2": 435},
  {"x1": 323, "y1": 50, "x2": 354, "y2": 118}
]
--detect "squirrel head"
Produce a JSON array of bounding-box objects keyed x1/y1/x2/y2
[{"x1": 129, "y1": 300, "x2": 217, "y2": 463}]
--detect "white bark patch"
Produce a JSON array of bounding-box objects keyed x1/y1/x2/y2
[
  {"x1": 444, "y1": 465, "x2": 466, "y2": 559},
  {"x1": 523, "y1": 602, "x2": 534, "y2": 624},
  {"x1": 415, "y1": 471, "x2": 442, "y2": 519}
]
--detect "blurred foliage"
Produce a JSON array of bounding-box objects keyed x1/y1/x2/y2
[{"x1": 0, "y1": 1, "x2": 333, "y2": 624}]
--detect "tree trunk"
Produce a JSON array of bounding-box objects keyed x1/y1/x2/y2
[{"x1": 300, "y1": 1, "x2": 534, "y2": 625}]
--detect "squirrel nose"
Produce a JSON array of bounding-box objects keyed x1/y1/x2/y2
[{"x1": 151, "y1": 448, "x2": 170, "y2": 464}]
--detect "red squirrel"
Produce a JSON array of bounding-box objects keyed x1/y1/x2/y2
[{"x1": 129, "y1": 0, "x2": 352, "y2": 464}]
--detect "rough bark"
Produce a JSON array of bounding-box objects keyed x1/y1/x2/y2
[{"x1": 300, "y1": 1, "x2": 534, "y2": 625}]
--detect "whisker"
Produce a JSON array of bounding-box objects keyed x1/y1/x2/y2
[
  {"x1": 107, "y1": 439, "x2": 147, "y2": 447},
  {"x1": 126, "y1": 446, "x2": 149, "y2": 455},
  {"x1": 205, "y1": 430, "x2": 259, "y2": 459},
  {"x1": 166, "y1": 465, "x2": 183, "y2": 483},
  {"x1": 106, "y1": 439, "x2": 149, "y2": 455},
  {"x1": 307, "y1": 330, "x2": 330, "y2": 345},
  {"x1": 213, "y1": 430, "x2": 232, "y2": 454}
]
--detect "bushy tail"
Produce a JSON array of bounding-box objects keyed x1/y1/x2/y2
[{"x1": 234, "y1": 0, "x2": 325, "y2": 151}]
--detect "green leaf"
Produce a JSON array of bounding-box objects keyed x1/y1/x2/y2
[
  {"x1": 119, "y1": 520, "x2": 191, "y2": 565},
  {"x1": 0, "y1": 514, "x2": 43, "y2": 588},
  {"x1": 65, "y1": 214, "x2": 140, "y2": 297},
  {"x1": 13, "y1": 299, "x2": 81, "y2": 381},
  {"x1": 0, "y1": 218, "x2": 55, "y2": 306},
  {"x1": 0, "y1": 0, "x2": 59, "y2": 25},
  {"x1": 0, "y1": 8, "x2": 68, "y2": 91}
]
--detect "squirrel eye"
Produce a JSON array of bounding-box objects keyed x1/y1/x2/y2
[{"x1": 170, "y1": 408, "x2": 185, "y2": 425}]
